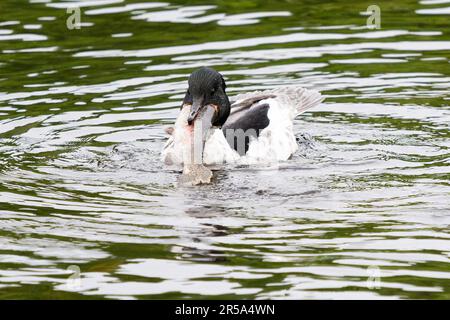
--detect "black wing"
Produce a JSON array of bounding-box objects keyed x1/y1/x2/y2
[{"x1": 222, "y1": 102, "x2": 271, "y2": 155}]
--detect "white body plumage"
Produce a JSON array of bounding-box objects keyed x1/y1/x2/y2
[{"x1": 162, "y1": 86, "x2": 323, "y2": 166}]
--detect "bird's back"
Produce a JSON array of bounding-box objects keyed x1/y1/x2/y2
[{"x1": 220, "y1": 86, "x2": 324, "y2": 162}]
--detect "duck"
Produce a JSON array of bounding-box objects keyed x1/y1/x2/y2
[{"x1": 162, "y1": 67, "x2": 324, "y2": 185}]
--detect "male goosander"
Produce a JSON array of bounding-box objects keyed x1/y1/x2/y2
[{"x1": 162, "y1": 67, "x2": 324, "y2": 185}]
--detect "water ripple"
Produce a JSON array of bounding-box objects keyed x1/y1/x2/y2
[{"x1": 0, "y1": 0, "x2": 449, "y2": 299}]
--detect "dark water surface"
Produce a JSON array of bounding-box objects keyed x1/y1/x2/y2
[{"x1": 0, "y1": 0, "x2": 449, "y2": 299}]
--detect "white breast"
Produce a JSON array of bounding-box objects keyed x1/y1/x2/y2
[{"x1": 202, "y1": 129, "x2": 240, "y2": 165}]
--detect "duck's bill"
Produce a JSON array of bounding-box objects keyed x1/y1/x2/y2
[{"x1": 187, "y1": 99, "x2": 203, "y2": 124}]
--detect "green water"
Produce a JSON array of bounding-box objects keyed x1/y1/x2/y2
[{"x1": 0, "y1": 0, "x2": 449, "y2": 299}]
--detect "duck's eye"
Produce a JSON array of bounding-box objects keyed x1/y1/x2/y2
[{"x1": 210, "y1": 88, "x2": 216, "y2": 95}]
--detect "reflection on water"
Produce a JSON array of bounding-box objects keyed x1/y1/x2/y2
[{"x1": 0, "y1": 0, "x2": 449, "y2": 299}]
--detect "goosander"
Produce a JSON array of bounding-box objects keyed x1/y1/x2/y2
[{"x1": 162, "y1": 67, "x2": 324, "y2": 185}]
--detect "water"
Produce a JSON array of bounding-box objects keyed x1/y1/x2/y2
[{"x1": 0, "y1": 0, "x2": 449, "y2": 299}]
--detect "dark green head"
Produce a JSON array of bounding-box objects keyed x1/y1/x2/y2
[{"x1": 182, "y1": 67, "x2": 230, "y2": 127}]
